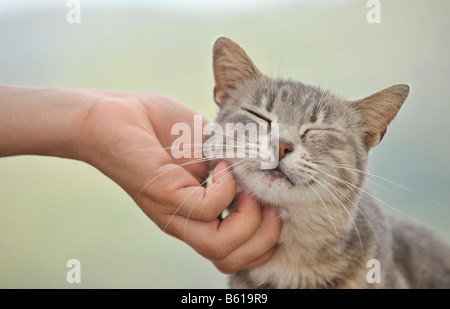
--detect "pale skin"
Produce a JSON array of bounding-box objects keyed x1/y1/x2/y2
[{"x1": 0, "y1": 85, "x2": 282, "y2": 274}]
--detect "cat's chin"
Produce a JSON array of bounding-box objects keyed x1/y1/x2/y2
[
  {"x1": 262, "y1": 169, "x2": 295, "y2": 186},
  {"x1": 236, "y1": 176, "x2": 298, "y2": 206},
  {"x1": 235, "y1": 170, "x2": 322, "y2": 209}
]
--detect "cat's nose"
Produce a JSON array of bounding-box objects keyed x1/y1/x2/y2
[{"x1": 273, "y1": 141, "x2": 293, "y2": 160}]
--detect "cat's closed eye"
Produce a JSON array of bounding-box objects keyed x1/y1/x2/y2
[
  {"x1": 301, "y1": 129, "x2": 311, "y2": 138},
  {"x1": 301, "y1": 128, "x2": 344, "y2": 137},
  {"x1": 241, "y1": 107, "x2": 272, "y2": 127}
]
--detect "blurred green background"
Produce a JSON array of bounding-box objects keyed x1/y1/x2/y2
[{"x1": 0, "y1": 0, "x2": 449, "y2": 288}]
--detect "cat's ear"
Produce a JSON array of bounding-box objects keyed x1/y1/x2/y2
[
  {"x1": 350, "y1": 84, "x2": 410, "y2": 149},
  {"x1": 213, "y1": 37, "x2": 263, "y2": 105}
]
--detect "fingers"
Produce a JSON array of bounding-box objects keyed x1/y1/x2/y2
[
  {"x1": 215, "y1": 194, "x2": 262, "y2": 249},
  {"x1": 212, "y1": 207, "x2": 282, "y2": 274},
  {"x1": 154, "y1": 160, "x2": 236, "y2": 222},
  {"x1": 166, "y1": 195, "x2": 282, "y2": 274},
  {"x1": 141, "y1": 158, "x2": 282, "y2": 274},
  {"x1": 167, "y1": 193, "x2": 262, "y2": 258}
]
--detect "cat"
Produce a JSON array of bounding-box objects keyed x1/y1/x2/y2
[{"x1": 209, "y1": 37, "x2": 450, "y2": 288}]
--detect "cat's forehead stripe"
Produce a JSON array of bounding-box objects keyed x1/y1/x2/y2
[
  {"x1": 281, "y1": 90, "x2": 288, "y2": 103},
  {"x1": 252, "y1": 89, "x2": 263, "y2": 108},
  {"x1": 266, "y1": 92, "x2": 275, "y2": 112},
  {"x1": 250, "y1": 81, "x2": 335, "y2": 128}
]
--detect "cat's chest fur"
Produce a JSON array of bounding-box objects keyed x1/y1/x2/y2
[{"x1": 228, "y1": 194, "x2": 407, "y2": 289}]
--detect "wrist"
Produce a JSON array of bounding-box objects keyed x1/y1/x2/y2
[
  {"x1": 0, "y1": 86, "x2": 95, "y2": 160},
  {"x1": 72, "y1": 91, "x2": 149, "y2": 168}
]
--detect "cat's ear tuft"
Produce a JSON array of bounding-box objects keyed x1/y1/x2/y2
[
  {"x1": 350, "y1": 84, "x2": 410, "y2": 149},
  {"x1": 213, "y1": 37, "x2": 262, "y2": 105}
]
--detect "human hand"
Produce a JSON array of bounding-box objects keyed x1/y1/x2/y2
[
  {"x1": 74, "y1": 91, "x2": 283, "y2": 273},
  {"x1": 0, "y1": 85, "x2": 282, "y2": 273}
]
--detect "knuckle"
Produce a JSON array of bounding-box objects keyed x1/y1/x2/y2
[
  {"x1": 265, "y1": 232, "x2": 279, "y2": 247},
  {"x1": 207, "y1": 242, "x2": 230, "y2": 260},
  {"x1": 201, "y1": 205, "x2": 221, "y2": 222},
  {"x1": 215, "y1": 261, "x2": 240, "y2": 274}
]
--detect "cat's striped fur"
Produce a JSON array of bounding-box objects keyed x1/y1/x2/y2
[{"x1": 210, "y1": 37, "x2": 450, "y2": 288}]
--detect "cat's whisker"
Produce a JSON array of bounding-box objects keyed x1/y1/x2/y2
[
  {"x1": 309, "y1": 175, "x2": 347, "y2": 226},
  {"x1": 209, "y1": 133, "x2": 268, "y2": 153},
  {"x1": 297, "y1": 161, "x2": 381, "y2": 244},
  {"x1": 277, "y1": 48, "x2": 283, "y2": 82},
  {"x1": 156, "y1": 118, "x2": 263, "y2": 155},
  {"x1": 313, "y1": 167, "x2": 434, "y2": 230},
  {"x1": 205, "y1": 36, "x2": 450, "y2": 289},
  {"x1": 315, "y1": 89, "x2": 327, "y2": 115},
  {"x1": 304, "y1": 175, "x2": 342, "y2": 251},
  {"x1": 182, "y1": 161, "x2": 258, "y2": 240},
  {"x1": 315, "y1": 161, "x2": 412, "y2": 192},
  {"x1": 163, "y1": 159, "x2": 248, "y2": 235},
  {"x1": 303, "y1": 172, "x2": 364, "y2": 254},
  {"x1": 181, "y1": 160, "x2": 249, "y2": 240},
  {"x1": 132, "y1": 153, "x2": 255, "y2": 203},
  {"x1": 313, "y1": 161, "x2": 401, "y2": 198},
  {"x1": 314, "y1": 176, "x2": 365, "y2": 255},
  {"x1": 271, "y1": 77, "x2": 275, "y2": 103},
  {"x1": 125, "y1": 138, "x2": 262, "y2": 153},
  {"x1": 262, "y1": 75, "x2": 271, "y2": 102},
  {"x1": 316, "y1": 35, "x2": 340, "y2": 113},
  {"x1": 133, "y1": 156, "x2": 221, "y2": 200},
  {"x1": 313, "y1": 174, "x2": 380, "y2": 243},
  {"x1": 198, "y1": 160, "x2": 250, "y2": 216},
  {"x1": 124, "y1": 143, "x2": 205, "y2": 152},
  {"x1": 176, "y1": 115, "x2": 272, "y2": 151}
]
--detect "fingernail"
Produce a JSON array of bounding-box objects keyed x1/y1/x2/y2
[
  {"x1": 214, "y1": 160, "x2": 229, "y2": 174},
  {"x1": 218, "y1": 160, "x2": 230, "y2": 169}
]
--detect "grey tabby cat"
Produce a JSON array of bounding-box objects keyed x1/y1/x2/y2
[{"x1": 209, "y1": 37, "x2": 450, "y2": 288}]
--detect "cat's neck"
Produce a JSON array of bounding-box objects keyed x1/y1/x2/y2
[
  {"x1": 278, "y1": 199, "x2": 363, "y2": 262},
  {"x1": 248, "y1": 197, "x2": 378, "y2": 288}
]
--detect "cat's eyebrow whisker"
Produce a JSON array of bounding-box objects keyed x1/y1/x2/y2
[
  {"x1": 262, "y1": 75, "x2": 271, "y2": 104},
  {"x1": 315, "y1": 90, "x2": 327, "y2": 115},
  {"x1": 315, "y1": 35, "x2": 340, "y2": 113},
  {"x1": 271, "y1": 78, "x2": 275, "y2": 104}
]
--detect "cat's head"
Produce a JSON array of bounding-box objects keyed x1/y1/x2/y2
[{"x1": 210, "y1": 37, "x2": 409, "y2": 211}]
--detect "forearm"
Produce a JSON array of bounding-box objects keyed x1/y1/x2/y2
[{"x1": 0, "y1": 85, "x2": 94, "y2": 159}]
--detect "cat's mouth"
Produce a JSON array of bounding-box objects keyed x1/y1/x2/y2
[{"x1": 264, "y1": 166, "x2": 295, "y2": 186}]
